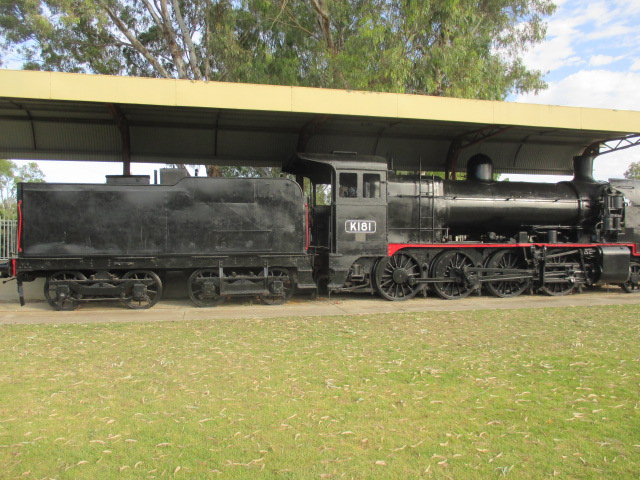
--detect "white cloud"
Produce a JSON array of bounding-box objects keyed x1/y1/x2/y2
[
  {"x1": 522, "y1": 34, "x2": 580, "y2": 71},
  {"x1": 517, "y1": 70, "x2": 640, "y2": 110},
  {"x1": 631, "y1": 59, "x2": 640, "y2": 70},
  {"x1": 522, "y1": 0, "x2": 640, "y2": 73},
  {"x1": 589, "y1": 54, "x2": 624, "y2": 66},
  {"x1": 584, "y1": 23, "x2": 634, "y2": 41}
]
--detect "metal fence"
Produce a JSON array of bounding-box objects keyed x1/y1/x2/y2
[{"x1": 0, "y1": 218, "x2": 18, "y2": 261}]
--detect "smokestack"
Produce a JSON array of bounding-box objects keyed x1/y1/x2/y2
[{"x1": 573, "y1": 155, "x2": 596, "y2": 183}]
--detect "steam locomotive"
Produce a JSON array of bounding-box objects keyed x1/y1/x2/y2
[{"x1": 3, "y1": 152, "x2": 639, "y2": 310}]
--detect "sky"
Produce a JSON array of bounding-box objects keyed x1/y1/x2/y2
[
  {"x1": 12, "y1": 0, "x2": 640, "y2": 184},
  {"x1": 510, "y1": 0, "x2": 640, "y2": 181}
]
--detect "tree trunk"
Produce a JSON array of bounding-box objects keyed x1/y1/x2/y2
[{"x1": 206, "y1": 165, "x2": 222, "y2": 177}]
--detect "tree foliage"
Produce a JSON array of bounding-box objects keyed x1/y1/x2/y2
[
  {"x1": 624, "y1": 161, "x2": 640, "y2": 180},
  {"x1": 1, "y1": 1, "x2": 555, "y2": 180},
  {"x1": 0, "y1": 160, "x2": 45, "y2": 217},
  {"x1": 1, "y1": 0, "x2": 555, "y2": 100}
]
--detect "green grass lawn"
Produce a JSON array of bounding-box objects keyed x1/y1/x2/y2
[{"x1": 1, "y1": 305, "x2": 639, "y2": 479}]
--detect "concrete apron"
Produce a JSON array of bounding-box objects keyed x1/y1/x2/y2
[{"x1": 0, "y1": 277, "x2": 639, "y2": 325}]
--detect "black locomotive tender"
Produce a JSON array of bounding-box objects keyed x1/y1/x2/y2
[{"x1": 3, "y1": 152, "x2": 640, "y2": 310}]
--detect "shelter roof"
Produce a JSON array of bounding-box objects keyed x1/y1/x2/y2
[{"x1": 1, "y1": 69, "x2": 639, "y2": 176}]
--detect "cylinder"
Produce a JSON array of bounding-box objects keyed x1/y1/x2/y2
[
  {"x1": 611, "y1": 195, "x2": 624, "y2": 209},
  {"x1": 603, "y1": 217, "x2": 614, "y2": 231}
]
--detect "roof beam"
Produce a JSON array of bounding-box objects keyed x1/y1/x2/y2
[{"x1": 584, "y1": 134, "x2": 640, "y2": 157}]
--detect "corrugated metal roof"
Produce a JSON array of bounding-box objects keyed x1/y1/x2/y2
[{"x1": 0, "y1": 69, "x2": 639, "y2": 176}]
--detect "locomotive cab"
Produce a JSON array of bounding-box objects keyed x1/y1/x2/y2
[{"x1": 284, "y1": 153, "x2": 389, "y2": 291}]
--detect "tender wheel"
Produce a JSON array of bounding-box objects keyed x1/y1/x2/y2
[
  {"x1": 44, "y1": 271, "x2": 86, "y2": 311},
  {"x1": 259, "y1": 267, "x2": 295, "y2": 305},
  {"x1": 374, "y1": 253, "x2": 421, "y2": 301},
  {"x1": 540, "y1": 249, "x2": 578, "y2": 296},
  {"x1": 620, "y1": 261, "x2": 640, "y2": 293},
  {"x1": 188, "y1": 269, "x2": 225, "y2": 307},
  {"x1": 121, "y1": 270, "x2": 162, "y2": 309},
  {"x1": 485, "y1": 250, "x2": 531, "y2": 298},
  {"x1": 431, "y1": 250, "x2": 476, "y2": 300}
]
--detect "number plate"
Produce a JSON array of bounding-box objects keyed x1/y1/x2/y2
[{"x1": 345, "y1": 220, "x2": 376, "y2": 233}]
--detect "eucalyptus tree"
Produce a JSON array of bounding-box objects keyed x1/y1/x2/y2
[
  {"x1": 624, "y1": 161, "x2": 640, "y2": 180},
  {"x1": 1, "y1": 1, "x2": 555, "y2": 177},
  {"x1": 0, "y1": 160, "x2": 45, "y2": 217},
  {"x1": 2, "y1": 0, "x2": 555, "y2": 99}
]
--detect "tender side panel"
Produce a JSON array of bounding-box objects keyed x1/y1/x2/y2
[{"x1": 19, "y1": 178, "x2": 306, "y2": 257}]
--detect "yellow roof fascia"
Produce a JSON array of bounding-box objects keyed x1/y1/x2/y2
[
  {"x1": 292, "y1": 86, "x2": 399, "y2": 118},
  {"x1": 1, "y1": 69, "x2": 639, "y2": 133}
]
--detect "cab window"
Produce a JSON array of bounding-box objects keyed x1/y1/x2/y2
[
  {"x1": 363, "y1": 174, "x2": 381, "y2": 198},
  {"x1": 339, "y1": 173, "x2": 358, "y2": 198}
]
